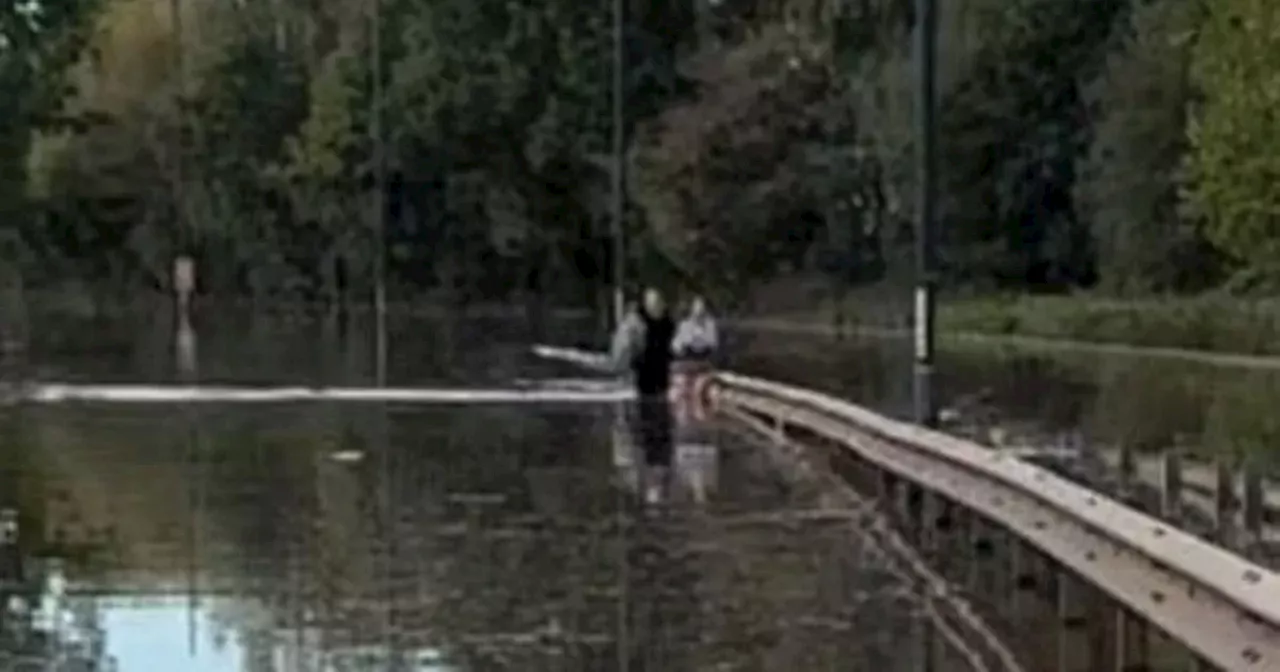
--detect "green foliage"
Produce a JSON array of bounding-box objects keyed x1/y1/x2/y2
[
  {"x1": 1, "y1": 0, "x2": 103, "y2": 265},
  {"x1": 631, "y1": 24, "x2": 833, "y2": 302},
  {"x1": 938, "y1": 0, "x2": 1124, "y2": 289},
  {"x1": 1186, "y1": 0, "x2": 1280, "y2": 279},
  {"x1": 1077, "y1": 0, "x2": 1215, "y2": 293},
  {"x1": 6, "y1": 0, "x2": 1280, "y2": 318}
]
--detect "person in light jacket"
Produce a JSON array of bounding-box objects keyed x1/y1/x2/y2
[{"x1": 672, "y1": 296, "x2": 719, "y2": 362}]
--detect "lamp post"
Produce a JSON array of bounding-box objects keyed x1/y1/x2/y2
[
  {"x1": 371, "y1": 0, "x2": 388, "y2": 388},
  {"x1": 610, "y1": 0, "x2": 626, "y2": 327},
  {"x1": 912, "y1": 0, "x2": 938, "y2": 429}
]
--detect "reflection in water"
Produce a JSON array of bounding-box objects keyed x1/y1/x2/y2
[
  {"x1": 611, "y1": 371, "x2": 720, "y2": 507},
  {"x1": 0, "y1": 309, "x2": 962, "y2": 670},
  {"x1": 100, "y1": 597, "x2": 239, "y2": 671},
  {"x1": 0, "y1": 397, "x2": 938, "y2": 670}
]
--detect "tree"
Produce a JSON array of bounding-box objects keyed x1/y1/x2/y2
[
  {"x1": 630, "y1": 23, "x2": 835, "y2": 302},
  {"x1": 266, "y1": 46, "x2": 366, "y2": 301},
  {"x1": 4, "y1": 0, "x2": 1266, "y2": 305},
  {"x1": 1185, "y1": 0, "x2": 1280, "y2": 287},
  {"x1": 1, "y1": 0, "x2": 103, "y2": 276},
  {"x1": 1076, "y1": 0, "x2": 1216, "y2": 294},
  {"x1": 937, "y1": 0, "x2": 1125, "y2": 290}
]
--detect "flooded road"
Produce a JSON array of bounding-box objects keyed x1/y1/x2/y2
[{"x1": 0, "y1": 306, "x2": 942, "y2": 671}]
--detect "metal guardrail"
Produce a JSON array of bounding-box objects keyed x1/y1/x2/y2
[{"x1": 708, "y1": 371, "x2": 1280, "y2": 670}]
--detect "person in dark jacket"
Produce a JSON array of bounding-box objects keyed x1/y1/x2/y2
[
  {"x1": 609, "y1": 288, "x2": 677, "y2": 395},
  {"x1": 609, "y1": 288, "x2": 677, "y2": 497}
]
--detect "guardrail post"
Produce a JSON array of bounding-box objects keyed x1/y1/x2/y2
[
  {"x1": 1113, "y1": 607, "x2": 1149, "y2": 671},
  {"x1": 890, "y1": 476, "x2": 903, "y2": 524},
  {"x1": 1240, "y1": 461, "x2": 1264, "y2": 559},
  {"x1": 920, "y1": 489, "x2": 940, "y2": 558},
  {"x1": 936, "y1": 499, "x2": 964, "y2": 582},
  {"x1": 1056, "y1": 570, "x2": 1091, "y2": 672},
  {"x1": 1160, "y1": 450, "x2": 1183, "y2": 522},
  {"x1": 1117, "y1": 443, "x2": 1136, "y2": 497},
  {"x1": 991, "y1": 527, "x2": 1014, "y2": 623},
  {"x1": 1212, "y1": 460, "x2": 1237, "y2": 548},
  {"x1": 966, "y1": 514, "x2": 982, "y2": 595},
  {"x1": 876, "y1": 469, "x2": 894, "y2": 509},
  {"x1": 1008, "y1": 535, "x2": 1028, "y2": 621},
  {"x1": 900, "y1": 482, "x2": 923, "y2": 544},
  {"x1": 772, "y1": 410, "x2": 787, "y2": 444}
]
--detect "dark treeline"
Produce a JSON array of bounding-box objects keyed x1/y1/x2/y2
[{"x1": 2, "y1": 0, "x2": 1276, "y2": 310}]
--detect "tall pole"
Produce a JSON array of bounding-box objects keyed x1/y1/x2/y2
[
  {"x1": 610, "y1": 3, "x2": 630, "y2": 663},
  {"x1": 370, "y1": 0, "x2": 394, "y2": 663},
  {"x1": 168, "y1": 0, "x2": 200, "y2": 656},
  {"x1": 170, "y1": 0, "x2": 189, "y2": 262},
  {"x1": 371, "y1": 0, "x2": 387, "y2": 387},
  {"x1": 912, "y1": 0, "x2": 938, "y2": 428},
  {"x1": 610, "y1": 0, "x2": 626, "y2": 327}
]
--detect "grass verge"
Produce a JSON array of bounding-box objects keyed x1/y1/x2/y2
[{"x1": 935, "y1": 294, "x2": 1280, "y2": 356}]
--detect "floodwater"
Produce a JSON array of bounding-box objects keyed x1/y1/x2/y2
[
  {"x1": 733, "y1": 325, "x2": 1280, "y2": 564},
  {"x1": 733, "y1": 325, "x2": 1280, "y2": 468},
  {"x1": 0, "y1": 304, "x2": 948, "y2": 671}
]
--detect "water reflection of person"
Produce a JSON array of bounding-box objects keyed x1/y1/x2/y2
[
  {"x1": 671, "y1": 296, "x2": 720, "y2": 505},
  {"x1": 672, "y1": 394, "x2": 718, "y2": 505},
  {"x1": 609, "y1": 288, "x2": 677, "y2": 504}
]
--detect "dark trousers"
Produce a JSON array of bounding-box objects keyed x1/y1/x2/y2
[{"x1": 634, "y1": 394, "x2": 673, "y2": 467}]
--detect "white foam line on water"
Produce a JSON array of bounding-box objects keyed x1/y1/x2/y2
[
  {"x1": 20, "y1": 383, "x2": 635, "y2": 404},
  {"x1": 531, "y1": 345, "x2": 612, "y2": 371},
  {"x1": 513, "y1": 377, "x2": 619, "y2": 391}
]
